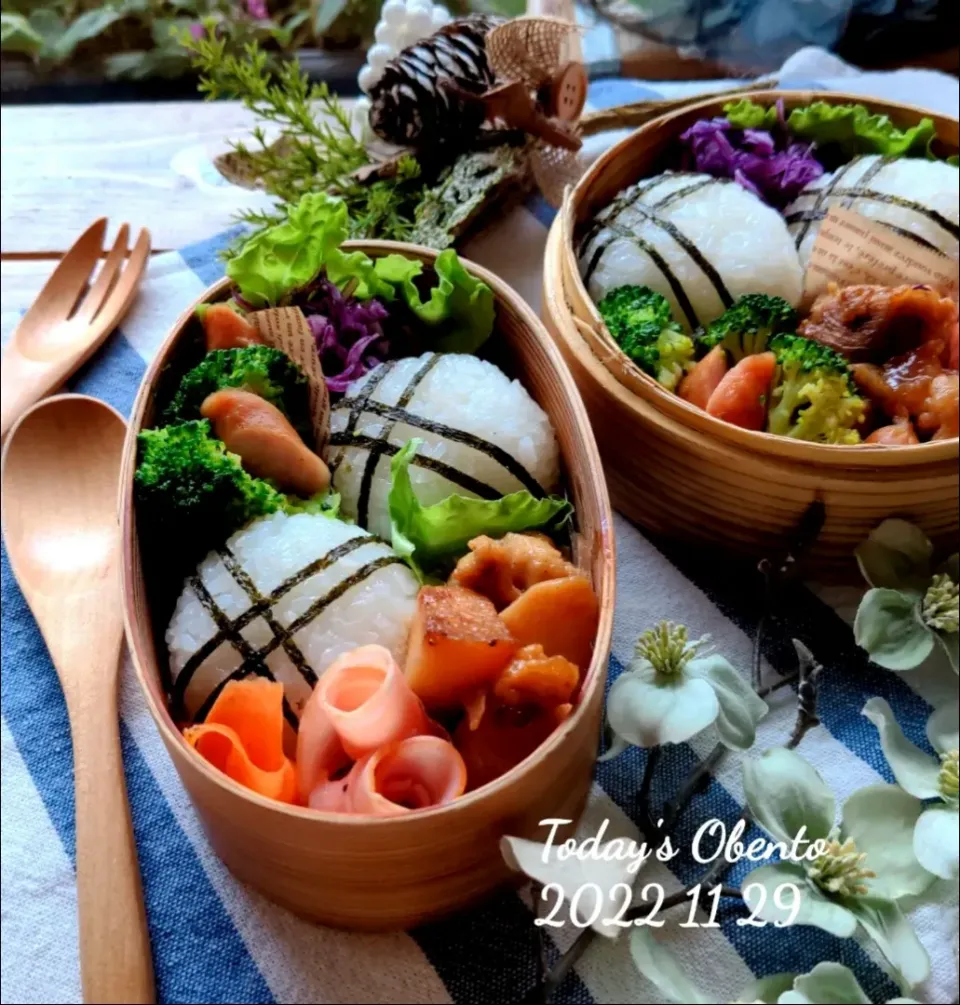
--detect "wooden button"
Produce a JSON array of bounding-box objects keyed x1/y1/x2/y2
[{"x1": 548, "y1": 62, "x2": 587, "y2": 121}]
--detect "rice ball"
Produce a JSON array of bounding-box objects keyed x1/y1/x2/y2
[
  {"x1": 785, "y1": 154, "x2": 960, "y2": 268},
  {"x1": 326, "y1": 352, "x2": 561, "y2": 540},
  {"x1": 166, "y1": 511, "x2": 419, "y2": 723},
  {"x1": 580, "y1": 171, "x2": 803, "y2": 332}
]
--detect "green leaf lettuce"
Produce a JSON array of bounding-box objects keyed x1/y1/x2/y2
[
  {"x1": 374, "y1": 249, "x2": 496, "y2": 353},
  {"x1": 724, "y1": 98, "x2": 936, "y2": 158},
  {"x1": 388, "y1": 438, "x2": 571, "y2": 580},
  {"x1": 226, "y1": 192, "x2": 392, "y2": 307}
]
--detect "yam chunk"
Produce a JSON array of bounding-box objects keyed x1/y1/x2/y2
[
  {"x1": 404, "y1": 586, "x2": 519, "y2": 709},
  {"x1": 500, "y1": 575, "x2": 599, "y2": 671}
]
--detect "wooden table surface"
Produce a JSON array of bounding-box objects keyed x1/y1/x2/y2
[
  {"x1": 1, "y1": 100, "x2": 277, "y2": 316},
  {"x1": 0, "y1": 95, "x2": 554, "y2": 327}
]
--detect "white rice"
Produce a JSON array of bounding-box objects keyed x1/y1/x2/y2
[
  {"x1": 580, "y1": 171, "x2": 803, "y2": 333},
  {"x1": 166, "y1": 511, "x2": 419, "y2": 722},
  {"x1": 785, "y1": 155, "x2": 960, "y2": 268},
  {"x1": 325, "y1": 352, "x2": 561, "y2": 540}
]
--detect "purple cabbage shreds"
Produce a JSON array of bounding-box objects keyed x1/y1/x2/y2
[
  {"x1": 679, "y1": 116, "x2": 825, "y2": 207},
  {"x1": 298, "y1": 279, "x2": 390, "y2": 393}
]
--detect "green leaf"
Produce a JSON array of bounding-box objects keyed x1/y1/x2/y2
[
  {"x1": 854, "y1": 589, "x2": 934, "y2": 670},
  {"x1": 783, "y1": 962, "x2": 870, "y2": 1004},
  {"x1": 688, "y1": 654, "x2": 767, "y2": 751},
  {"x1": 105, "y1": 46, "x2": 191, "y2": 80},
  {"x1": 387, "y1": 438, "x2": 571, "y2": 581},
  {"x1": 724, "y1": 97, "x2": 778, "y2": 130},
  {"x1": 743, "y1": 747, "x2": 835, "y2": 846},
  {"x1": 913, "y1": 805, "x2": 959, "y2": 881},
  {"x1": 374, "y1": 249, "x2": 496, "y2": 354},
  {"x1": 743, "y1": 864, "x2": 857, "y2": 936},
  {"x1": 150, "y1": 17, "x2": 194, "y2": 46},
  {"x1": 861, "y1": 697, "x2": 940, "y2": 799},
  {"x1": 51, "y1": 7, "x2": 126, "y2": 62},
  {"x1": 0, "y1": 12, "x2": 43, "y2": 55},
  {"x1": 926, "y1": 701, "x2": 959, "y2": 754},
  {"x1": 628, "y1": 928, "x2": 712, "y2": 1004},
  {"x1": 855, "y1": 519, "x2": 933, "y2": 590},
  {"x1": 607, "y1": 663, "x2": 719, "y2": 749},
  {"x1": 25, "y1": 8, "x2": 65, "y2": 55},
  {"x1": 271, "y1": 9, "x2": 309, "y2": 46},
  {"x1": 840, "y1": 784, "x2": 933, "y2": 900},
  {"x1": 226, "y1": 192, "x2": 391, "y2": 307},
  {"x1": 845, "y1": 897, "x2": 930, "y2": 988},
  {"x1": 786, "y1": 102, "x2": 936, "y2": 158},
  {"x1": 313, "y1": 0, "x2": 349, "y2": 34}
]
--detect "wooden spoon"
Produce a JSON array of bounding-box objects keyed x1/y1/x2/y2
[
  {"x1": 0, "y1": 219, "x2": 151, "y2": 437},
  {"x1": 1, "y1": 395, "x2": 155, "y2": 1005}
]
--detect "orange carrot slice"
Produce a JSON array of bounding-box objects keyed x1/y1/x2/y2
[
  {"x1": 184, "y1": 678, "x2": 296, "y2": 803},
  {"x1": 200, "y1": 303, "x2": 264, "y2": 351},
  {"x1": 705, "y1": 351, "x2": 776, "y2": 431},
  {"x1": 678, "y1": 345, "x2": 728, "y2": 410}
]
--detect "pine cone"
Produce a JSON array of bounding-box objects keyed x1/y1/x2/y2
[{"x1": 368, "y1": 15, "x2": 505, "y2": 149}]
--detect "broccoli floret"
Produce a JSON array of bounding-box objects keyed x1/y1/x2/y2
[
  {"x1": 135, "y1": 420, "x2": 285, "y2": 554},
  {"x1": 698, "y1": 294, "x2": 798, "y2": 362},
  {"x1": 163, "y1": 346, "x2": 312, "y2": 442},
  {"x1": 767, "y1": 334, "x2": 865, "y2": 444},
  {"x1": 597, "y1": 285, "x2": 694, "y2": 391}
]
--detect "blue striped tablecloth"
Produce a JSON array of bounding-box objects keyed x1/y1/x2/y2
[{"x1": 2, "y1": 64, "x2": 958, "y2": 1005}]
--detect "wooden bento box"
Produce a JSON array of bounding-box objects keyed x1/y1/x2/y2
[
  {"x1": 120, "y1": 242, "x2": 616, "y2": 931},
  {"x1": 545, "y1": 90, "x2": 959, "y2": 576}
]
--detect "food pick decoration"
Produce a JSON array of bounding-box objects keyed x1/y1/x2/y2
[
  {"x1": 483, "y1": 16, "x2": 588, "y2": 205},
  {"x1": 363, "y1": 14, "x2": 587, "y2": 205}
]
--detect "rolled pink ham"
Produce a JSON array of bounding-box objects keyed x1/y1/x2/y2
[
  {"x1": 317, "y1": 645, "x2": 432, "y2": 758},
  {"x1": 296, "y1": 644, "x2": 437, "y2": 803},
  {"x1": 295, "y1": 691, "x2": 350, "y2": 804},
  {"x1": 308, "y1": 736, "x2": 467, "y2": 816}
]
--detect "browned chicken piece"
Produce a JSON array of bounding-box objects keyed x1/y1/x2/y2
[
  {"x1": 201, "y1": 388, "x2": 330, "y2": 496},
  {"x1": 865, "y1": 417, "x2": 920, "y2": 445},
  {"x1": 800, "y1": 284, "x2": 958, "y2": 363},
  {"x1": 449, "y1": 532, "x2": 578, "y2": 610},
  {"x1": 492, "y1": 644, "x2": 580, "y2": 708},
  {"x1": 917, "y1": 372, "x2": 960, "y2": 440},
  {"x1": 851, "y1": 338, "x2": 946, "y2": 421},
  {"x1": 201, "y1": 303, "x2": 266, "y2": 351}
]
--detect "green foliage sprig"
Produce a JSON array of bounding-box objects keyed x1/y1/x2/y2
[{"x1": 182, "y1": 27, "x2": 425, "y2": 243}]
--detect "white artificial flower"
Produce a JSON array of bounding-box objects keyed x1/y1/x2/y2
[
  {"x1": 863, "y1": 696, "x2": 959, "y2": 881},
  {"x1": 604, "y1": 622, "x2": 767, "y2": 755},
  {"x1": 742, "y1": 747, "x2": 933, "y2": 987}
]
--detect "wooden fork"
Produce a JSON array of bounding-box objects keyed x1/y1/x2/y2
[{"x1": 0, "y1": 219, "x2": 151, "y2": 437}]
